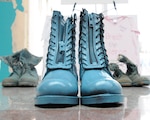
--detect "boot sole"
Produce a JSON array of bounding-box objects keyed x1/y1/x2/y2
[
  {"x1": 120, "y1": 82, "x2": 132, "y2": 87},
  {"x1": 2, "y1": 83, "x2": 18, "y2": 87},
  {"x1": 132, "y1": 80, "x2": 150, "y2": 86},
  {"x1": 35, "y1": 95, "x2": 79, "y2": 107},
  {"x1": 18, "y1": 82, "x2": 38, "y2": 87},
  {"x1": 81, "y1": 94, "x2": 124, "y2": 105}
]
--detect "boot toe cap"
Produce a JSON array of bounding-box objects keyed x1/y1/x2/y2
[
  {"x1": 36, "y1": 70, "x2": 78, "y2": 96},
  {"x1": 81, "y1": 70, "x2": 122, "y2": 96}
]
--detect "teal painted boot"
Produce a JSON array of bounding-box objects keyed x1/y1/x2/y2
[
  {"x1": 35, "y1": 11, "x2": 78, "y2": 107},
  {"x1": 79, "y1": 9, "x2": 124, "y2": 105}
]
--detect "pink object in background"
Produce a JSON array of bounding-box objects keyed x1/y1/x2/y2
[{"x1": 104, "y1": 15, "x2": 140, "y2": 72}]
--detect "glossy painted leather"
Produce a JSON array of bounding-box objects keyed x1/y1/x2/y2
[
  {"x1": 35, "y1": 11, "x2": 78, "y2": 106},
  {"x1": 81, "y1": 70, "x2": 122, "y2": 96},
  {"x1": 37, "y1": 70, "x2": 78, "y2": 96},
  {"x1": 79, "y1": 9, "x2": 123, "y2": 105}
]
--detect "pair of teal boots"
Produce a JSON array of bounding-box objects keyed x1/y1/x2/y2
[{"x1": 35, "y1": 9, "x2": 124, "y2": 107}]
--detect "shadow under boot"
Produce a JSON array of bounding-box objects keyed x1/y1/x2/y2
[
  {"x1": 118, "y1": 54, "x2": 150, "y2": 86},
  {"x1": 109, "y1": 63, "x2": 132, "y2": 87},
  {"x1": 35, "y1": 11, "x2": 78, "y2": 107},
  {"x1": 79, "y1": 9, "x2": 124, "y2": 106},
  {"x1": 0, "y1": 50, "x2": 23, "y2": 87},
  {"x1": 18, "y1": 49, "x2": 42, "y2": 87}
]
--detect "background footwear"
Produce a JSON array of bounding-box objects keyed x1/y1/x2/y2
[
  {"x1": 118, "y1": 54, "x2": 150, "y2": 86},
  {"x1": 18, "y1": 49, "x2": 42, "y2": 86},
  {"x1": 79, "y1": 9, "x2": 124, "y2": 105},
  {"x1": 109, "y1": 63, "x2": 132, "y2": 87},
  {"x1": 0, "y1": 49, "x2": 42, "y2": 87},
  {"x1": 35, "y1": 11, "x2": 78, "y2": 107},
  {"x1": 0, "y1": 50, "x2": 23, "y2": 87}
]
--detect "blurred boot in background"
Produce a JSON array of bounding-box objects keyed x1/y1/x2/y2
[
  {"x1": 109, "y1": 63, "x2": 132, "y2": 87},
  {"x1": 118, "y1": 54, "x2": 150, "y2": 86},
  {"x1": 0, "y1": 50, "x2": 23, "y2": 87},
  {"x1": 18, "y1": 49, "x2": 42, "y2": 87}
]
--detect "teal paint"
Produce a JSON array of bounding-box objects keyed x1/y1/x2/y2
[{"x1": 0, "y1": 0, "x2": 24, "y2": 82}]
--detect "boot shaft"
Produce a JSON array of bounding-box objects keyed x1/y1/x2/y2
[
  {"x1": 46, "y1": 11, "x2": 77, "y2": 76},
  {"x1": 79, "y1": 9, "x2": 110, "y2": 76}
]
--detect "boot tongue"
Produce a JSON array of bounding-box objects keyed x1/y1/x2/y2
[{"x1": 20, "y1": 49, "x2": 42, "y2": 66}]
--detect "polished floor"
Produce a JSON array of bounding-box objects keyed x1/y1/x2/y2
[{"x1": 0, "y1": 83, "x2": 150, "y2": 120}]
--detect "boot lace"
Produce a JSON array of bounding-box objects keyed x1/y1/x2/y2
[
  {"x1": 79, "y1": 9, "x2": 109, "y2": 69},
  {"x1": 46, "y1": 11, "x2": 76, "y2": 71}
]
